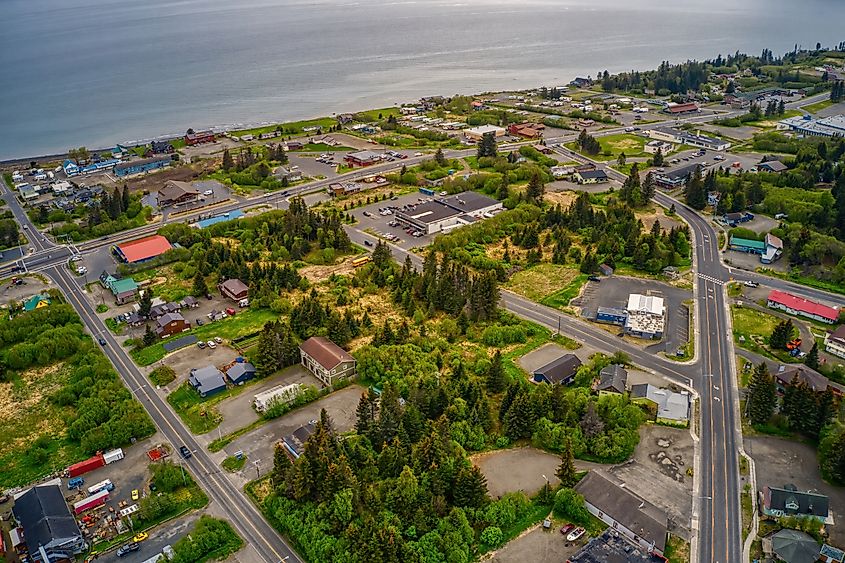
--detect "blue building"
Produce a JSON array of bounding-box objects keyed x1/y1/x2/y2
[
  {"x1": 532, "y1": 354, "x2": 582, "y2": 385},
  {"x1": 195, "y1": 210, "x2": 244, "y2": 229},
  {"x1": 114, "y1": 156, "x2": 172, "y2": 177},
  {"x1": 63, "y1": 158, "x2": 121, "y2": 177},
  {"x1": 596, "y1": 306, "x2": 628, "y2": 326}
]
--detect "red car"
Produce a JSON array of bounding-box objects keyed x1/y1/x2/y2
[
  {"x1": 225, "y1": 307, "x2": 236, "y2": 316},
  {"x1": 560, "y1": 523, "x2": 575, "y2": 536}
]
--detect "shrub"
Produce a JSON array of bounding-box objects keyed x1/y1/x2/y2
[
  {"x1": 553, "y1": 488, "x2": 590, "y2": 523},
  {"x1": 480, "y1": 526, "x2": 504, "y2": 547}
]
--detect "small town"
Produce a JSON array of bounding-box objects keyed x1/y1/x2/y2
[{"x1": 1, "y1": 37, "x2": 845, "y2": 563}]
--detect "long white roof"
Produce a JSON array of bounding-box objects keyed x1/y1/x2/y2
[{"x1": 627, "y1": 293, "x2": 665, "y2": 315}]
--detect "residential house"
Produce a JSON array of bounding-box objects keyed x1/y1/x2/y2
[
  {"x1": 182, "y1": 296, "x2": 199, "y2": 309},
  {"x1": 281, "y1": 421, "x2": 316, "y2": 460},
  {"x1": 769, "y1": 528, "x2": 821, "y2": 563},
  {"x1": 773, "y1": 364, "x2": 844, "y2": 396},
  {"x1": 532, "y1": 354, "x2": 582, "y2": 385},
  {"x1": 13, "y1": 484, "x2": 87, "y2": 562},
  {"x1": 344, "y1": 150, "x2": 382, "y2": 168},
  {"x1": 767, "y1": 289, "x2": 839, "y2": 324},
  {"x1": 150, "y1": 140, "x2": 175, "y2": 154},
  {"x1": 189, "y1": 366, "x2": 227, "y2": 397},
  {"x1": 575, "y1": 471, "x2": 668, "y2": 556},
  {"x1": 300, "y1": 336, "x2": 357, "y2": 387},
  {"x1": 105, "y1": 276, "x2": 138, "y2": 305},
  {"x1": 574, "y1": 169, "x2": 609, "y2": 184},
  {"x1": 114, "y1": 156, "x2": 172, "y2": 178},
  {"x1": 631, "y1": 384, "x2": 691, "y2": 426},
  {"x1": 337, "y1": 113, "x2": 355, "y2": 124},
  {"x1": 185, "y1": 130, "x2": 215, "y2": 145},
  {"x1": 723, "y1": 212, "x2": 753, "y2": 227},
  {"x1": 155, "y1": 312, "x2": 190, "y2": 338},
  {"x1": 328, "y1": 181, "x2": 372, "y2": 197},
  {"x1": 825, "y1": 325, "x2": 845, "y2": 359},
  {"x1": 762, "y1": 233, "x2": 783, "y2": 264},
  {"x1": 755, "y1": 160, "x2": 788, "y2": 173},
  {"x1": 156, "y1": 180, "x2": 200, "y2": 207},
  {"x1": 275, "y1": 166, "x2": 303, "y2": 183},
  {"x1": 653, "y1": 163, "x2": 701, "y2": 189},
  {"x1": 761, "y1": 484, "x2": 831, "y2": 524},
  {"x1": 596, "y1": 364, "x2": 628, "y2": 396},
  {"x1": 285, "y1": 141, "x2": 303, "y2": 151},
  {"x1": 226, "y1": 362, "x2": 257, "y2": 385},
  {"x1": 569, "y1": 77, "x2": 592, "y2": 88},
  {"x1": 218, "y1": 278, "x2": 249, "y2": 302},
  {"x1": 507, "y1": 123, "x2": 545, "y2": 139},
  {"x1": 23, "y1": 294, "x2": 50, "y2": 312},
  {"x1": 550, "y1": 165, "x2": 575, "y2": 179}
]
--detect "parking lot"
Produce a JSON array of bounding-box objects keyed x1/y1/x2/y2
[
  {"x1": 473, "y1": 447, "x2": 601, "y2": 498},
  {"x1": 349, "y1": 191, "x2": 440, "y2": 250},
  {"x1": 489, "y1": 524, "x2": 583, "y2": 563},
  {"x1": 575, "y1": 276, "x2": 692, "y2": 355},
  {"x1": 222, "y1": 384, "x2": 363, "y2": 484},
  {"x1": 0, "y1": 274, "x2": 53, "y2": 308}
]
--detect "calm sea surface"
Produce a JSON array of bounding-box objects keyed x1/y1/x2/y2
[{"x1": 1, "y1": 0, "x2": 843, "y2": 160}]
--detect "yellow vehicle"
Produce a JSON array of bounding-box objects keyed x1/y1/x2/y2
[
  {"x1": 132, "y1": 532, "x2": 149, "y2": 543},
  {"x1": 131, "y1": 489, "x2": 139, "y2": 501},
  {"x1": 351, "y1": 255, "x2": 371, "y2": 267}
]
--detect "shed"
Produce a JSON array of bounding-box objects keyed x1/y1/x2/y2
[{"x1": 226, "y1": 362, "x2": 257, "y2": 385}]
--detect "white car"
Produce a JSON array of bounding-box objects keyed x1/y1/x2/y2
[
  {"x1": 414, "y1": 152, "x2": 423, "y2": 157},
  {"x1": 207, "y1": 340, "x2": 217, "y2": 349},
  {"x1": 203, "y1": 189, "x2": 213, "y2": 196}
]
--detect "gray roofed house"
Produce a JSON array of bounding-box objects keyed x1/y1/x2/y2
[
  {"x1": 282, "y1": 421, "x2": 317, "y2": 460},
  {"x1": 13, "y1": 484, "x2": 87, "y2": 562},
  {"x1": 631, "y1": 383, "x2": 690, "y2": 426},
  {"x1": 532, "y1": 354, "x2": 582, "y2": 385},
  {"x1": 189, "y1": 366, "x2": 227, "y2": 397},
  {"x1": 226, "y1": 362, "x2": 257, "y2": 385},
  {"x1": 575, "y1": 471, "x2": 668, "y2": 556},
  {"x1": 762, "y1": 484, "x2": 831, "y2": 523},
  {"x1": 769, "y1": 528, "x2": 821, "y2": 563},
  {"x1": 597, "y1": 364, "x2": 628, "y2": 395}
]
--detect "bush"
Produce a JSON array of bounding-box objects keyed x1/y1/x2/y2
[
  {"x1": 149, "y1": 365, "x2": 176, "y2": 386},
  {"x1": 553, "y1": 488, "x2": 590, "y2": 523},
  {"x1": 481, "y1": 324, "x2": 527, "y2": 347},
  {"x1": 170, "y1": 516, "x2": 243, "y2": 563},
  {"x1": 480, "y1": 526, "x2": 504, "y2": 547}
]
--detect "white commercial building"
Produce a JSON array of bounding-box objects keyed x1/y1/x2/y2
[
  {"x1": 396, "y1": 191, "x2": 503, "y2": 235},
  {"x1": 647, "y1": 127, "x2": 731, "y2": 151},
  {"x1": 624, "y1": 294, "x2": 666, "y2": 339},
  {"x1": 644, "y1": 140, "x2": 673, "y2": 154},
  {"x1": 779, "y1": 114, "x2": 845, "y2": 138},
  {"x1": 464, "y1": 124, "x2": 507, "y2": 141}
]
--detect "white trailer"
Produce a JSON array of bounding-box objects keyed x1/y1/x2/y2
[
  {"x1": 254, "y1": 383, "x2": 302, "y2": 413},
  {"x1": 103, "y1": 448, "x2": 125, "y2": 464}
]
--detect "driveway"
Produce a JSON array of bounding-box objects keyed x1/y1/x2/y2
[
  {"x1": 215, "y1": 365, "x2": 321, "y2": 436},
  {"x1": 0, "y1": 273, "x2": 53, "y2": 307}
]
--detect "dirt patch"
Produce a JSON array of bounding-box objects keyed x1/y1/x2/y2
[
  {"x1": 506, "y1": 263, "x2": 579, "y2": 302},
  {"x1": 636, "y1": 206, "x2": 683, "y2": 233},
  {"x1": 0, "y1": 364, "x2": 63, "y2": 420},
  {"x1": 299, "y1": 260, "x2": 356, "y2": 284},
  {"x1": 543, "y1": 190, "x2": 577, "y2": 208},
  {"x1": 125, "y1": 161, "x2": 217, "y2": 193}
]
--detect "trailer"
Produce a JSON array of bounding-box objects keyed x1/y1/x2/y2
[
  {"x1": 87, "y1": 479, "x2": 114, "y2": 495},
  {"x1": 73, "y1": 489, "x2": 109, "y2": 515},
  {"x1": 103, "y1": 448, "x2": 125, "y2": 464},
  {"x1": 67, "y1": 453, "x2": 105, "y2": 477},
  {"x1": 254, "y1": 383, "x2": 302, "y2": 413}
]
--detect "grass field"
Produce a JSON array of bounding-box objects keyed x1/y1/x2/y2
[
  {"x1": 505, "y1": 263, "x2": 581, "y2": 302},
  {"x1": 540, "y1": 273, "x2": 590, "y2": 310},
  {"x1": 131, "y1": 308, "x2": 278, "y2": 366},
  {"x1": 802, "y1": 99, "x2": 837, "y2": 114},
  {"x1": 0, "y1": 363, "x2": 87, "y2": 487},
  {"x1": 567, "y1": 133, "x2": 647, "y2": 161},
  {"x1": 231, "y1": 117, "x2": 339, "y2": 139},
  {"x1": 664, "y1": 534, "x2": 691, "y2": 563},
  {"x1": 293, "y1": 142, "x2": 353, "y2": 152},
  {"x1": 731, "y1": 306, "x2": 780, "y2": 356}
]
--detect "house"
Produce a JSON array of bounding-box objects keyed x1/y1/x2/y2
[
  {"x1": 328, "y1": 181, "x2": 372, "y2": 197},
  {"x1": 51, "y1": 181, "x2": 72, "y2": 195},
  {"x1": 574, "y1": 169, "x2": 608, "y2": 184},
  {"x1": 189, "y1": 366, "x2": 227, "y2": 397},
  {"x1": 396, "y1": 191, "x2": 502, "y2": 235},
  {"x1": 762, "y1": 233, "x2": 783, "y2": 264},
  {"x1": 111, "y1": 144, "x2": 129, "y2": 158},
  {"x1": 285, "y1": 141, "x2": 303, "y2": 151},
  {"x1": 773, "y1": 364, "x2": 844, "y2": 396},
  {"x1": 155, "y1": 312, "x2": 190, "y2": 338},
  {"x1": 631, "y1": 384, "x2": 691, "y2": 426},
  {"x1": 767, "y1": 289, "x2": 839, "y2": 324},
  {"x1": 597, "y1": 364, "x2": 628, "y2": 395},
  {"x1": 337, "y1": 113, "x2": 355, "y2": 124},
  {"x1": 344, "y1": 150, "x2": 382, "y2": 167},
  {"x1": 532, "y1": 354, "x2": 582, "y2": 385},
  {"x1": 756, "y1": 160, "x2": 788, "y2": 173},
  {"x1": 464, "y1": 125, "x2": 507, "y2": 141},
  {"x1": 23, "y1": 294, "x2": 50, "y2": 312},
  {"x1": 707, "y1": 191, "x2": 720, "y2": 207},
  {"x1": 729, "y1": 236, "x2": 766, "y2": 254},
  {"x1": 281, "y1": 421, "x2": 316, "y2": 460},
  {"x1": 625, "y1": 294, "x2": 665, "y2": 339},
  {"x1": 275, "y1": 166, "x2": 303, "y2": 183},
  {"x1": 575, "y1": 471, "x2": 668, "y2": 556},
  {"x1": 662, "y1": 265, "x2": 680, "y2": 279},
  {"x1": 567, "y1": 529, "x2": 667, "y2": 563},
  {"x1": 226, "y1": 362, "x2": 257, "y2": 385},
  {"x1": 62, "y1": 160, "x2": 80, "y2": 177},
  {"x1": 653, "y1": 163, "x2": 701, "y2": 189},
  {"x1": 825, "y1": 325, "x2": 845, "y2": 359},
  {"x1": 156, "y1": 180, "x2": 200, "y2": 207},
  {"x1": 596, "y1": 307, "x2": 628, "y2": 326},
  {"x1": 300, "y1": 336, "x2": 357, "y2": 387},
  {"x1": 150, "y1": 140, "x2": 175, "y2": 154},
  {"x1": 531, "y1": 143, "x2": 552, "y2": 154},
  {"x1": 182, "y1": 295, "x2": 199, "y2": 308},
  {"x1": 114, "y1": 235, "x2": 172, "y2": 264},
  {"x1": 723, "y1": 212, "x2": 753, "y2": 227},
  {"x1": 664, "y1": 102, "x2": 700, "y2": 114},
  {"x1": 105, "y1": 276, "x2": 139, "y2": 305},
  {"x1": 761, "y1": 484, "x2": 831, "y2": 523},
  {"x1": 768, "y1": 528, "x2": 821, "y2": 563},
  {"x1": 218, "y1": 278, "x2": 249, "y2": 301},
  {"x1": 550, "y1": 165, "x2": 575, "y2": 179},
  {"x1": 507, "y1": 123, "x2": 545, "y2": 139},
  {"x1": 13, "y1": 484, "x2": 87, "y2": 562},
  {"x1": 114, "y1": 156, "x2": 172, "y2": 177},
  {"x1": 185, "y1": 130, "x2": 216, "y2": 145},
  {"x1": 570, "y1": 77, "x2": 592, "y2": 88}
]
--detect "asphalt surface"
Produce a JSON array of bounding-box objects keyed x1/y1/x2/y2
[{"x1": 0, "y1": 90, "x2": 834, "y2": 563}]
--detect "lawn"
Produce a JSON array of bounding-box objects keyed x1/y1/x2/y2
[
  {"x1": 222, "y1": 455, "x2": 247, "y2": 472},
  {"x1": 131, "y1": 308, "x2": 278, "y2": 366},
  {"x1": 540, "y1": 273, "x2": 590, "y2": 310},
  {"x1": 294, "y1": 142, "x2": 354, "y2": 152},
  {"x1": 664, "y1": 534, "x2": 691, "y2": 563},
  {"x1": 0, "y1": 362, "x2": 88, "y2": 487},
  {"x1": 730, "y1": 306, "x2": 781, "y2": 358},
  {"x1": 506, "y1": 263, "x2": 580, "y2": 302},
  {"x1": 802, "y1": 99, "x2": 836, "y2": 114},
  {"x1": 230, "y1": 117, "x2": 338, "y2": 139},
  {"x1": 567, "y1": 133, "x2": 646, "y2": 161}
]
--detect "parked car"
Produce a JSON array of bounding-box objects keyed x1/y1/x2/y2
[
  {"x1": 363, "y1": 211, "x2": 373, "y2": 217},
  {"x1": 214, "y1": 337, "x2": 222, "y2": 343},
  {"x1": 587, "y1": 275, "x2": 601, "y2": 282},
  {"x1": 203, "y1": 189, "x2": 213, "y2": 196},
  {"x1": 131, "y1": 489, "x2": 139, "y2": 501},
  {"x1": 560, "y1": 523, "x2": 575, "y2": 536},
  {"x1": 195, "y1": 318, "x2": 204, "y2": 326},
  {"x1": 364, "y1": 240, "x2": 373, "y2": 247},
  {"x1": 567, "y1": 527, "x2": 586, "y2": 541},
  {"x1": 207, "y1": 340, "x2": 216, "y2": 349},
  {"x1": 225, "y1": 307, "x2": 236, "y2": 316},
  {"x1": 197, "y1": 341, "x2": 206, "y2": 349},
  {"x1": 117, "y1": 543, "x2": 140, "y2": 557},
  {"x1": 179, "y1": 446, "x2": 192, "y2": 459}
]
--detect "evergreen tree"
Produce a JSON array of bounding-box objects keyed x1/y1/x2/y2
[
  {"x1": 555, "y1": 438, "x2": 578, "y2": 488},
  {"x1": 526, "y1": 171, "x2": 545, "y2": 202},
  {"x1": 486, "y1": 350, "x2": 507, "y2": 393},
  {"x1": 453, "y1": 465, "x2": 488, "y2": 508},
  {"x1": 641, "y1": 171, "x2": 656, "y2": 202},
  {"x1": 477, "y1": 132, "x2": 498, "y2": 158},
  {"x1": 805, "y1": 342, "x2": 820, "y2": 370},
  {"x1": 143, "y1": 324, "x2": 157, "y2": 346},
  {"x1": 192, "y1": 272, "x2": 208, "y2": 297},
  {"x1": 652, "y1": 147, "x2": 664, "y2": 167},
  {"x1": 121, "y1": 184, "x2": 130, "y2": 212},
  {"x1": 434, "y1": 148, "x2": 448, "y2": 167},
  {"x1": 746, "y1": 363, "x2": 776, "y2": 425},
  {"x1": 617, "y1": 152, "x2": 626, "y2": 167},
  {"x1": 769, "y1": 319, "x2": 795, "y2": 351},
  {"x1": 685, "y1": 166, "x2": 707, "y2": 210},
  {"x1": 503, "y1": 391, "x2": 535, "y2": 440},
  {"x1": 138, "y1": 288, "x2": 153, "y2": 319},
  {"x1": 272, "y1": 443, "x2": 291, "y2": 487}
]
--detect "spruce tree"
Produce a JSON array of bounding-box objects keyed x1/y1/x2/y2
[
  {"x1": 555, "y1": 438, "x2": 578, "y2": 488},
  {"x1": 526, "y1": 171, "x2": 545, "y2": 202},
  {"x1": 453, "y1": 465, "x2": 489, "y2": 508},
  {"x1": 434, "y1": 148, "x2": 447, "y2": 167},
  {"x1": 138, "y1": 288, "x2": 153, "y2": 319},
  {"x1": 121, "y1": 184, "x2": 130, "y2": 212},
  {"x1": 222, "y1": 149, "x2": 234, "y2": 171},
  {"x1": 192, "y1": 272, "x2": 208, "y2": 297},
  {"x1": 653, "y1": 147, "x2": 664, "y2": 167},
  {"x1": 143, "y1": 324, "x2": 157, "y2": 346},
  {"x1": 504, "y1": 392, "x2": 535, "y2": 440},
  {"x1": 746, "y1": 363, "x2": 776, "y2": 425},
  {"x1": 486, "y1": 350, "x2": 507, "y2": 393},
  {"x1": 805, "y1": 342, "x2": 820, "y2": 370}
]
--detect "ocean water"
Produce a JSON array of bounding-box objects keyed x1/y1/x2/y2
[{"x1": 1, "y1": 0, "x2": 843, "y2": 160}]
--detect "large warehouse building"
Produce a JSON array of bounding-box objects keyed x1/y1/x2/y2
[
  {"x1": 396, "y1": 192, "x2": 503, "y2": 235},
  {"x1": 114, "y1": 235, "x2": 173, "y2": 264}
]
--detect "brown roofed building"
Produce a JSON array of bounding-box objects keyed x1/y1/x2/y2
[
  {"x1": 218, "y1": 278, "x2": 249, "y2": 301},
  {"x1": 155, "y1": 312, "x2": 190, "y2": 338},
  {"x1": 185, "y1": 130, "x2": 215, "y2": 145},
  {"x1": 299, "y1": 336, "x2": 356, "y2": 386},
  {"x1": 157, "y1": 180, "x2": 200, "y2": 207}
]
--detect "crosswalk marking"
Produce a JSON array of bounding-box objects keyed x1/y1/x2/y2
[{"x1": 698, "y1": 273, "x2": 725, "y2": 286}]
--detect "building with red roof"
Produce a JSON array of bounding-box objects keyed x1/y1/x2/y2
[
  {"x1": 767, "y1": 289, "x2": 839, "y2": 324},
  {"x1": 114, "y1": 235, "x2": 172, "y2": 264},
  {"x1": 664, "y1": 102, "x2": 700, "y2": 114}
]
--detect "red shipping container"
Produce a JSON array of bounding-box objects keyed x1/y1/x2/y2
[
  {"x1": 73, "y1": 490, "x2": 109, "y2": 515},
  {"x1": 67, "y1": 453, "x2": 105, "y2": 477}
]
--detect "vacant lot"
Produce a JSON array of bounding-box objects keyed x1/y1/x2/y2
[
  {"x1": 731, "y1": 306, "x2": 780, "y2": 357},
  {"x1": 745, "y1": 435, "x2": 845, "y2": 545},
  {"x1": 488, "y1": 524, "x2": 582, "y2": 563},
  {"x1": 506, "y1": 263, "x2": 580, "y2": 302},
  {"x1": 472, "y1": 447, "x2": 601, "y2": 498},
  {"x1": 157, "y1": 344, "x2": 238, "y2": 390}
]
